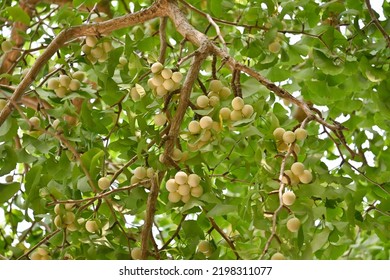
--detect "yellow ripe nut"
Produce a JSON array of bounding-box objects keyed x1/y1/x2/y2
[
  {"x1": 230, "y1": 109, "x2": 243, "y2": 121},
  {"x1": 98, "y1": 177, "x2": 111, "y2": 190},
  {"x1": 102, "y1": 41, "x2": 113, "y2": 52},
  {"x1": 196, "y1": 95, "x2": 209, "y2": 108},
  {"x1": 154, "y1": 112, "x2": 167, "y2": 126},
  {"x1": 166, "y1": 179, "x2": 179, "y2": 192},
  {"x1": 291, "y1": 162, "x2": 305, "y2": 176},
  {"x1": 271, "y1": 252, "x2": 285, "y2": 260},
  {"x1": 212, "y1": 121, "x2": 221, "y2": 132},
  {"x1": 155, "y1": 85, "x2": 168, "y2": 97},
  {"x1": 198, "y1": 240, "x2": 211, "y2": 253},
  {"x1": 1, "y1": 40, "x2": 13, "y2": 53},
  {"x1": 175, "y1": 171, "x2": 188, "y2": 185},
  {"x1": 172, "y1": 148, "x2": 183, "y2": 161},
  {"x1": 134, "y1": 166, "x2": 147, "y2": 180},
  {"x1": 119, "y1": 56, "x2": 128, "y2": 65},
  {"x1": 277, "y1": 141, "x2": 288, "y2": 152},
  {"x1": 54, "y1": 215, "x2": 63, "y2": 228},
  {"x1": 285, "y1": 170, "x2": 300, "y2": 186},
  {"x1": 199, "y1": 116, "x2": 213, "y2": 129},
  {"x1": 188, "y1": 120, "x2": 201, "y2": 134},
  {"x1": 181, "y1": 194, "x2": 191, "y2": 203},
  {"x1": 30, "y1": 251, "x2": 42, "y2": 260},
  {"x1": 151, "y1": 75, "x2": 164, "y2": 87},
  {"x1": 162, "y1": 78, "x2": 175, "y2": 91},
  {"x1": 268, "y1": 41, "x2": 281, "y2": 53},
  {"x1": 286, "y1": 217, "x2": 301, "y2": 232},
  {"x1": 37, "y1": 248, "x2": 48, "y2": 256},
  {"x1": 161, "y1": 68, "x2": 173, "y2": 79},
  {"x1": 200, "y1": 129, "x2": 212, "y2": 142},
  {"x1": 59, "y1": 75, "x2": 71, "y2": 87},
  {"x1": 47, "y1": 78, "x2": 60, "y2": 90},
  {"x1": 66, "y1": 223, "x2": 78, "y2": 232},
  {"x1": 282, "y1": 130, "x2": 296, "y2": 144},
  {"x1": 54, "y1": 204, "x2": 62, "y2": 215},
  {"x1": 146, "y1": 167, "x2": 154, "y2": 178},
  {"x1": 219, "y1": 107, "x2": 231, "y2": 120},
  {"x1": 85, "y1": 36, "x2": 98, "y2": 47},
  {"x1": 168, "y1": 191, "x2": 182, "y2": 203},
  {"x1": 178, "y1": 184, "x2": 190, "y2": 196},
  {"x1": 54, "y1": 86, "x2": 68, "y2": 98},
  {"x1": 131, "y1": 247, "x2": 142, "y2": 260},
  {"x1": 63, "y1": 211, "x2": 75, "y2": 225},
  {"x1": 151, "y1": 62, "x2": 164, "y2": 74},
  {"x1": 299, "y1": 170, "x2": 313, "y2": 184},
  {"x1": 29, "y1": 117, "x2": 41, "y2": 129},
  {"x1": 231, "y1": 96, "x2": 245, "y2": 111},
  {"x1": 72, "y1": 71, "x2": 85, "y2": 82},
  {"x1": 282, "y1": 191, "x2": 296, "y2": 206},
  {"x1": 209, "y1": 96, "x2": 220, "y2": 107},
  {"x1": 171, "y1": 71, "x2": 183, "y2": 83},
  {"x1": 295, "y1": 128, "x2": 308, "y2": 141},
  {"x1": 187, "y1": 174, "x2": 201, "y2": 187},
  {"x1": 91, "y1": 46, "x2": 104, "y2": 59},
  {"x1": 219, "y1": 87, "x2": 231, "y2": 99},
  {"x1": 130, "y1": 175, "x2": 140, "y2": 185},
  {"x1": 65, "y1": 203, "x2": 75, "y2": 210},
  {"x1": 85, "y1": 220, "x2": 99, "y2": 233},
  {"x1": 190, "y1": 186, "x2": 203, "y2": 197},
  {"x1": 209, "y1": 80, "x2": 223, "y2": 92},
  {"x1": 273, "y1": 127, "x2": 285, "y2": 140},
  {"x1": 81, "y1": 44, "x2": 91, "y2": 54},
  {"x1": 242, "y1": 104, "x2": 254, "y2": 118},
  {"x1": 68, "y1": 79, "x2": 81, "y2": 91}
]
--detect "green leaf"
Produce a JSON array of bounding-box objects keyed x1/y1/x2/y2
[
  {"x1": 5, "y1": 6, "x2": 30, "y2": 25},
  {"x1": 311, "y1": 228, "x2": 330, "y2": 252},
  {"x1": 0, "y1": 183, "x2": 20, "y2": 203},
  {"x1": 313, "y1": 50, "x2": 344, "y2": 75},
  {"x1": 206, "y1": 204, "x2": 237, "y2": 217}
]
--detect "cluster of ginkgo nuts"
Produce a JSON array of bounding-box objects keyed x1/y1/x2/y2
[
  {"x1": 30, "y1": 247, "x2": 51, "y2": 260},
  {"x1": 196, "y1": 79, "x2": 231, "y2": 109},
  {"x1": 273, "y1": 127, "x2": 307, "y2": 152},
  {"x1": 187, "y1": 116, "x2": 221, "y2": 151},
  {"x1": 130, "y1": 166, "x2": 154, "y2": 184},
  {"x1": 53, "y1": 203, "x2": 77, "y2": 231},
  {"x1": 166, "y1": 171, "x2": 203, "y2": 203},
  {"x1": 219, "y1": 96, "x2": 254, "y2": 121},
  {"x1": 148, "y1": 62, "x2": 183, "y2": 97},
  {"x1": 47, "y1": 71, "x2": 85, "y2": 98},
  {"x1": 82, "y1": 36, "x2": 113, "y2": 63}
]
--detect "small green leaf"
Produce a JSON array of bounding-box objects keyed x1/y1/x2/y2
[
  {"x1": 5, "y1": 6, "x2": 30, "y2": 25},
  {"x1": 311, "y1": 228, "x2": 330, "y2": 252},
  {"x1": 206, "y1": 204, "x2": 237, "y2": 217},
  {"x1": 0, "y1": 183, "x2": 20, "y2": 203}
]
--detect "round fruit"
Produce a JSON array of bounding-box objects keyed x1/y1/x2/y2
[
  {"x1": 200, "y1": 129, "x2": 212, "y2": 142},
  {"x1": 37, "y1": 248, "x2": 48, "y2": 256},
  {"x1": 166, "y1": 179, "x2": 179, "y2": 192},
  {"x1": 130, "y1": 87, "x2": 141, "y2": 101},
  {"x1": 5, "y1": 175, "x2": 13, "y2": 183},
  {"x1": 242, "y1": 104, "x2": 254, "y2": 118},
  {"x1": 299, "y1": 170, "x2": 313, "y2": 184},
  {"x1": 231, "y1": 96, "x2": 245, "y2": 111},
  {"x1": 209, "y1": 80, "x2": 223, "y2": 92},
  {"x1": 102, "y1": 41, "x2": 113, "y2": 52},
  {"x1": 47, "y1": 78, "x2": 60, "y2": 90},
  {"x1": 219, "y1": 107, "x2": 231, "y2": 120},
  {"x1": 171, "y1": 71, "x2": 183, "y2": 83},
  {"x1": 181, "y1": 194, "x2": 191, "y2": 203},
  {"x1": 277, "y1": 141, "x2": 288, "y2": 152},
  {"x1": 174, "y1": 171, "x2": 188, "y2": 185},
  {"x1": 63, "y1": 211, "x2": 75, "y2": 225},
  {"x1": 198, "y1": 240, "x2": 211, "y2": 253},
  {"x1": 151, "y1": 62, "x2": 164, "y2": 73},
  {"x1": 291, "y1": 162, "x2": 305, "y2": 176},
  {"x1": 85, "y1": 36, "x2": 98, "y2": 47},
  {"x1": 282, "y1": 191, "x2": 296, "y2": 206},
  {"x1": 168, "y1": 191, "x2": 182, "y2": 203},
  {"x1": 65, "y1": 203, "x2": 75, "y2": 210},
  {"x1": 130, "y1": 175, "x2": 140, "y2": 185},
  {"x1": 209, "y1": 96, "x2": 220, "y2": 107},
  {"x1": 54, "y1": 215, "x2": 63, "y2": 228},
  {"x1": 146, "y1": 167, "x2": 154, "y2": 178},
  {"x1": 178, "y1": 184, "x2": 190, "y2": 196},
  {"x1": 154, "y1": 113, "x2": 167, "y2": 126},
  {"x1": 230, "y1": 110, "x2": 242, "y2": 121},
  {"x1": 268, "y1": 41, "x2": 281, "y2": 53},
  {"x1": 162, "y1": 79, "x2": 175, "y2": 91},
  {"x1": 29, "y1": 117, "x2": 40, "y2": 129},
  {"x1": 199, "y1": 116, "x2": 213, "y2": 129},
  {"x1": 85, "y1": 220, "x2": 99, "y2": 233},
  {"x1": 66, "y1": 223, "x2": 77, "y2": 232},
  {"x1": 286, "y1": 217, "x2": 301, "y2": 232},
  {"x1": 188, "y1": 120, "x2": 201, "y2": 134},
  {"x1": 72, "y1": 71, "x2": 85, "y2": 82},
  {"x1": 68, "y1": 79, "x2": 81, "y2": 91},
  {"x1": 54, "y1": 87, "x2": 68, "y2": 98},
  {"x1": 54, "y1": 204, "x2": 62, "y2": 215},
  {"x1": 1, "y1": 40, "x2": 13, "y2": 53},
  {"x1": 190, "y1": 186, "x2": 203, "y2": 197},
  {"x1": 91, "y1": 46, "x2": 104, "y2": 59},
  {"x1": 219, "y1": 87, "x2": 231, "y2": 99},
  {"x1": 161, "y1": 68, "x2": 172, "y2": 79},
  {"x1": 282, "y1": 130, "x2": 296, "y2": 144},
  {"x1": 187, "y1": 174, "x2": 200, "y2": 187},
  {"x1": 59, "y1": 75, "x2": 71, "y2": 87},
  {"x1": 172, "y1": 148, "x2": 183, "y2": 161},
  {"x1": 119, "y1": 57, "x2": 128, "y2": 65},
  {"x1": 131, "y1": 247, "x2": 142, "y2": 260},
  {"x1": 98, "y1": 177, "x2": 111, "y2": 190},
  {"x1": 273, "y1": 127, "x2": 285, "y2": 140},
  {"x1": 295, "y1": 128, "x2": 308, "y2": 140},
  {"x1": 134, "y1": 167, "x2": 147, "y2": 180},
  {"x1": 155, "y1": 85, "x2": 168, "y2": 97},
  {"x1": 151, "y1": 75, "x2": 164, "y2": 87},
  {"x1": 283, "y1": 170, "x2": 300, "y2": 186},
  {"x1": 196, "y1": 95, "x2": 209, "y2": 108},
  {"x1": 271, "y1": 252, "x2": 285, "y2": 260},
  {"x1": 30, "y1": 251, "x2": 42, "y2": 260}
]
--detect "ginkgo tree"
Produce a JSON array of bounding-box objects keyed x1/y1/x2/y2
[{"x1": 0, "y1": 0, "x2": 389, "y2": 260}]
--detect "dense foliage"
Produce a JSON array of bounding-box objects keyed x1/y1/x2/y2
[{"x1": 0, "y1": 0, "x2": 389, "y2": 260}]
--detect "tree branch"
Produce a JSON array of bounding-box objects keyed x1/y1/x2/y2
[{"x1": 365, "y1": 0, "x2": 390, "y2": 48}]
